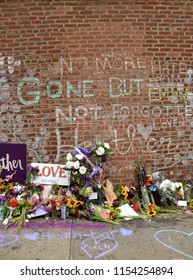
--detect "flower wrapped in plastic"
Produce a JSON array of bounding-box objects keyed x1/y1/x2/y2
[{"x1": 156, "y1": 179, "x2": 184, "y2": 205}]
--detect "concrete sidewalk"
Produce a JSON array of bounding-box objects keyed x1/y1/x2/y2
[{"x1": 0, "y1": 211, "x2": 193, "y2": 260}]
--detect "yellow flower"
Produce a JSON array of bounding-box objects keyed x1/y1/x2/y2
[
  {"x1": 147, "y1": 209, "x2": 156, "y2": 217},
  {"x1": 67, "y1": 197, "x2": 77, "y2": 208},
  {"x1": 121, "y1": 186, "x2": 128, "y2": 200},
  {"x1": 110, "y1": 208, "x2": 121, "y2": 220},
  {"x1": 147, "y1": 174, "x2": 152, "y2": 180},
  {"x1": 8, "y1": 183, "x2": 13, "y2": 190},
  {"x1": 146, "y1": 203, "x2": 156, "y2": 217},
  {"x1": 189, "y1": 199, "x2": 193, "y2": 211},
  {"x1": 76, "y1": 200, "x2": 84, "y2": 207}
]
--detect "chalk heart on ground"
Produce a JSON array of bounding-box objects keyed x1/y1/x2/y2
[
  {"x1": 81, "y1": 237, "x2": 118, "y2": 259},
  {"x1": 154, "y1": 230, "x2": 193, "y2": 259},
  {"x1": 0, "y1": 233, "x2": 19, "y2": 247},
  {"x1": 23, "y1": 232, "x2": 39, "y2": 241}
]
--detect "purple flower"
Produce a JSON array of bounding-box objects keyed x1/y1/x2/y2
[
  {"x1": 27, "y1": 164, "x2": 33, "y2": 172},
  {"x1": 101, "y1": 155, "x2": 107, "y2": 162},
  {"x1": 0, "y1": 194, "x2": 5, "y2": 203}
]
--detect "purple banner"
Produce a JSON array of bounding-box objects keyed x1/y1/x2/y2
[{"x1": 0, "y1": 143, "x2": 27, "y2": 183}]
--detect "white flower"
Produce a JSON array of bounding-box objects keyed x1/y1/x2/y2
[
  {"x1": 66, "y1": 152, "x2": 73, "y2": 161},
  {"x1": 104, "y1": 142, "x2": 110, "y2": 149},
  {"x1": 159, "y1": 179, "x2": 172, "y2": 192},
  {"x1": 174, "y1": 182, "x2": 183, "y2": 189},
  {"x1": 170, "y1": 182, "x2": 182, "y2": 191},
  {"x1": 73, "y1": 160, "x2": 80, "y2": 169},
  {"x1": 96, "y1": 146, "x2": 105, "y2": 156},
  {"x1": 66, "y1": 160, "x2": 73, "y2": 169},
  {"x1": 170, "y1": 182, "x2": 176, "y2": 192},
  {"x1": 75, "y1": 154, "x2": 83, "y2": 160},
  {"x1": 2, "y1": 218, "x2": 9, "y2": 226},
  {"x1": 79, "y1": 166, "x2": 87, "y2": 175},
  {"x1": 173, "y1": 182, "x2": 184, "y2": 199},
  {"x1": 16, "y1": 195, "x2": 23, "y2": 202}
]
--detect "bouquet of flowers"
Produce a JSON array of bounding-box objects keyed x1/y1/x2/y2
[
  {"x1": 64, "y1": 141, "x2": 110, "y2": 189},
  {"x1": 85, "y1": 204, "x2": 120, "y2": 224},
  {"x1": 136, "y1": 156, "x2": 151, "y2": 210},
  {"x1": 155, "y1": 178, "x2": 185, "y2": 205},
  {"x1": 136, "y1": 157, "x2": 178, "y2": 215}
]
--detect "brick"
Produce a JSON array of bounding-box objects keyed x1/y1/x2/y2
[{"x1": 0, "y1": 0, "x2": 193, "y2": 184}]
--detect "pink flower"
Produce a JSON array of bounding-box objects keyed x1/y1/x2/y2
[{"x1": 99, "y1": 212, "x2": 111, "y2": 220}]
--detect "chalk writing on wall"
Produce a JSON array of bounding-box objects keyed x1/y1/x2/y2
[{"x1": 1, "y1": 51, "x2": 193, "y2": 181}]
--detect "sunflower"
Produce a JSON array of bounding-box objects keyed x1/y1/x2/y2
[
  {"x1": 146, "y1": 203, "x2": 156, "y2": 217},
  {"x1": 76, "y1": 198, "x2": 84, "y2": 208},
  {"x1": 189, "y1": 199, "x2": 193, "y2": 212},
  {"x1": 67, "y1": 197, "x2": 83, "y2": 208},
  {"x1": 121, "y1": 186, "x2": 128, "y2": 200}
]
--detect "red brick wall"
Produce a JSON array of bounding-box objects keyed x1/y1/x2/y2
[{"x1": 1, "y1": 0, "x2": 193, "y2": 185}]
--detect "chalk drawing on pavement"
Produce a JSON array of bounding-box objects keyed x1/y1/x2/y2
[
  {"x1": 80, "y1": 228, "x2": 133, "y2": 259},
  {"x1": 22, "y1": 227, "x2": 133, "y2": 259},
  {"x1": 0, "y1": 227, "x2": 133, "y2": 258},
  {"x1": 0, "y1": 233, "x2": 19, "y2": 247},
  {"x1": 23, "y1": 232, "x2": 40, "y2": 241},
  {"x1": 22, "y1": 228, "x2": 133, "y2": 241},
  {"x1": 154, "y1": 229, "x2": 193, "y2": 259},
  {"x1": 81, "y1": 236, "x2": 118, "y2": 259}
]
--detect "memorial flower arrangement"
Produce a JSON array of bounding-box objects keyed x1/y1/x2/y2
[
  {"x1": 0, "y1": 152, "x2": 193, "y2": 230},
  {"x1": 85, "y1": 205, "x2": 121, "y2": 224},
  {"x1": 0, "y1": 174, "x2": 31, "y2": 231},
  {"x1": 135, "y1": 156, "x2": 193, "y2": 215},
  {"x1": 64, "y1": 141, "x2": 110, "y2": 189}
]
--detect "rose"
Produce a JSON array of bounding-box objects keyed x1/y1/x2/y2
[
  {"x1": 66, "y1": 160, "x2": 73, "y2": 169},
  {"x1": 9, "y1": 198, "x2": 19, "y2": 208},
  {"x1": 75, "y1": 154, "x2": 84, "y2": 160},
  {"x1": 96, "y1": 146, "x2": 105, "y2": 156},
  {"x1": 66, "y1": 152, "x2": 73, "y2": 161},
  {"x1": 104, "y1": 142, "x2": 110, "y2": 149},
  {"x1": 73, "y1": 160, "x2": 80, "y2": 169},
  {"x1": 79, "y1": 166, "x2": 87, "y2": 175}
]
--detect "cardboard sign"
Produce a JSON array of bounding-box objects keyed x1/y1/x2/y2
[
  {"x1": 30, "y1": 163, "x2": 70, "y2": 186},
  {"x1": 0, "y1": 142, "x2": 27, "y2": 183}
]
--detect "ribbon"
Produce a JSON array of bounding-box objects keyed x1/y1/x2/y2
[
  {"x1": 72, "y1": 146, "x2": 101, "y2": 180},
  {"x1": 72, "y1": 146, "x2": 96, "y2": 157},
  {"x1": 87, "y1": 165, "x2": 102, "y2": 180}
]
